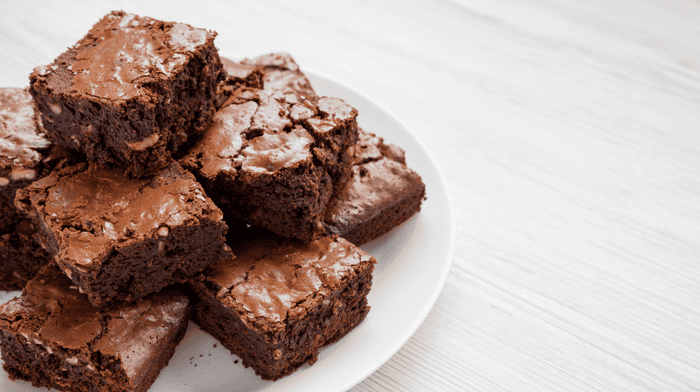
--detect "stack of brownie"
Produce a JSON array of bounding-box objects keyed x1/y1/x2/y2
[{"x1": 0, "y1": 10, "x2": 425, "y2": 391}]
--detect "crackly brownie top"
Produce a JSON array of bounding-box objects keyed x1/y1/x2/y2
[
  {"x1": 0, "y1": 264, "x2": 189, "y2": 387},
  {"x1": 324, "y1": 129, "x2": 423, "y2": 234},
  {"x1": 352, "y1": 129, "x2": 406, "y2": 165},
  {"x1": 241, "y1": 53, "x2": 316, "y2": 99},
  {"x1": 214, "y1": 58, "x2": 263, "y2": 109},
  {"x1": 16, "y1": 161, "x2": 223, "y2": 268},
  {"x1": 181, "y1": 91, "x2": 356, "y2": 180},
  {"x1": 221, "y1": 57, "x2": 260, "y2": 82},
  {"x1": 31, "y1": 10, "x2": 216, "y2": 101},
  {"x1": 220, "y1": 58, "x2": 264, "y2": 90},
  {"x1": 0, "y1": 87, "x2": 51, "y2": 180},
  {"x1": 203, "y1": 236, "x2": 373, "y2": 324}
]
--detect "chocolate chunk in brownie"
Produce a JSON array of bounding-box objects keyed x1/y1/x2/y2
[
  {"x1": 324, "y1": 129, "x2": 426, "y2": 245},
  {"x1": 15, "y1": 160, "x2": 231, "y2": 308},
  {"x1": 0, "y1": 87, "x2": 52, "y2": 230},
  {"x1": 0, "y1": 264, "x2": 190, "y2": 392},
  {"x1": 189, "y1": 230, "x2": 375, "y2": 381},
  {"x1": 29, "y1": 11, "x2": 225, "y2": 177},
  {"x1": 0, "y1": 220, "x2": 53, "y2": 291},
  {"x1": 181, "y1": 87, "x2": 358, "y2": 242}
]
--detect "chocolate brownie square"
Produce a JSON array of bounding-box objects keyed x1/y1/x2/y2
[
  {"x1": 29, "y1": 11, "x2": 225, "y2": 177},
  {"x1": 324, "y1": 129, "x2": 426, "y2": 245},
  {"x1": 181, "y1": 88, "x2": 358, "y2": 242},
  {"x1": 0, "y1": 87, "x2": 52, "y2": 230},
  {"x1": 0, "y1": 264, "x2": 190, "y2": 392},
  {"x1": 188, "y1": 231, "x2": 375, "y2": 380},
  {"x1": 0, "y1": 220, "x2": 53, "y2": 291},
  {"x1": 15, "y1": 160, "x2": 231, "y2": 308}
]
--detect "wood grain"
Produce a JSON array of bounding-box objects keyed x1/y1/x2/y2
[{"x1": 1, "y1": 0, "x2": 699, "y2": 390}]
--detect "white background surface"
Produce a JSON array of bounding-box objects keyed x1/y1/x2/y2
[{"x1": 1, "y1": 0, "x2": 700, "y2": 391}]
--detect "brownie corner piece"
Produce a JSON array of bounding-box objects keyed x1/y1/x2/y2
[
  {"x1": 0, "y1": 264, "x2": 190, "y2": 392},
  {"x1": 16, "y1": 159, "x2": 231, "y2": 308},
  {"x1": 189, "y1": 233, "x2": 376, "y2": 380},
  {"x1": 324, "y1": 128, "x2": 426, "y2": 245},
  {"x1": 29, "y1": 11, "x2": 225, "y2": 177}
]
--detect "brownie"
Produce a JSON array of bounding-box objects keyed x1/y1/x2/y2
[
  {"x1": 241, "y1": 52, "x2": 317, "y2": 100},
  {"x1": 240, "y1": 52, "x2": 353, "y2": 180},
  {"x1": 29, "y1": 11, "x2": 225, "y2": 177},
  {"x1": 0, "y1": 87, "x2": 52, "y2": 230},
  {"x1": 188, "y1": 231, "x2": 376, "y2": 381},
  {"x1": 180, "y1": 86, "x2": 358, "y2": 242},
  {"x1": 323, "y1": 129, "x2": 426, "y2": 245},
  {"x1": 214, "y1": 57, "x2": 264, "y2": 109},
  {"x1": 0, "y1": 220, "x2": 53, "y2": 291},
  {"x1": 0, "y1": 264, "x2": 190, "y2": 392},
  {"x1": 15, "y1": 160, "x2": 231, "y2": 308},
  {"x1": 224, "y1": 53, "x2": 356, "y2": 184},
  {"x1": 0, "y1": 87, "x2": 71, "y2": 289}
]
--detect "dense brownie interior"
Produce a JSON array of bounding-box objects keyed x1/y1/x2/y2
[{"x1": 0, "y1": 220, "x2": 53, "y2": 291}]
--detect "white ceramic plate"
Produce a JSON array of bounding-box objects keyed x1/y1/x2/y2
[{"x1": 0, "y1": 69, "x2": 455, "y2": 392}]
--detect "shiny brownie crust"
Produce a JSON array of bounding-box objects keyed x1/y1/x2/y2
[
  {"x1": 324, "y1": 129, "x2": 426, "y2": 245},
  {"x1": 189, "y1": 234, "x2": 375, "y2": 380},
  {"x1": 0, "y1": 264, "x2": 190, "y2": 392},
  {"x1": 181, "y1": 89, "x2": 358, "y2": 242}
]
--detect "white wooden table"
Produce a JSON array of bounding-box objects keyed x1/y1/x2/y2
[{"x1": 1, "y1": 1, "x2": 699, "y2": 391}]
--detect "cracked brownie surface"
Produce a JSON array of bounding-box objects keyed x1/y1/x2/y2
[
  {"x1": 29, "y1": 11, "x2": 225, "y2": 177},
  {"x1": 0, "y1": 264, "x2": 190, "y2": 392},
  {"x1": 15, "y1": 160, "x2": 231, "y2": 308},
  {"x1": 181, "y1": 83, "x2": 358, "y2": 242},
  {"x1": 241, "y1": 53, "x2": 317, "y2": 100},
  {"x1": 189, "y1": 230, "x2": 375, "y2": 380},
  {"x1": 323, "y1": 129, "x2": 426, "y2": 245}
]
